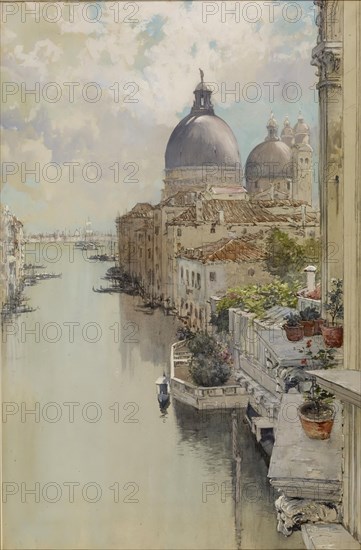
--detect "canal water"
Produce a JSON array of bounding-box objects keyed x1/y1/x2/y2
[{"x1": 2, "y1": 244, "x2": 303, "y2": 549}]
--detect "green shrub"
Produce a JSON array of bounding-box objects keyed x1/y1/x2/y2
[
  {"x1": 189, "y1": 355, "x2": 231, "y2": 387},
  {"x1": 188, "y1": 332, "x2": 232, "y2": 387},
  {"x1": 216, "y1": 279, "x2": 300, "y2": 319}
]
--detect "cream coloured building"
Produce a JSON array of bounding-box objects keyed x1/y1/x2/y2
[
  {"x1": 116, "y1": 75, "x2": 319, "y2": 319},
  {"x1": 0, "y1": 205, "x2": 24, "y2": 308}
]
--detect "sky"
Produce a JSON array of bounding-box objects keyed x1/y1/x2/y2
[{"x1": 1, "y1": 1, "x2": 319, "y2": 233}]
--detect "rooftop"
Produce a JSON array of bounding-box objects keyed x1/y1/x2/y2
[
  {"x1": 179, "y1": 237, "x2": 265, "y2": 263},
  {"x1": 169, "y1": 199, "x2": 317, "y2": 226}
]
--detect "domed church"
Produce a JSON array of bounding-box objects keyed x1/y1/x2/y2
[
  {"x1": 245, "y1": 112, "x2": 313, "y2": 205},
  {"x1": 164, "y1": 70, "x2": 242, "y2": 198}
]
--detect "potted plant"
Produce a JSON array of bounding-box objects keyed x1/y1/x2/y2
[
  {"x1": 283, "y1": 312, "x2": 303, "y2": 341},
  {"x1": 298, "y1": 378, "x2": 335, "y2": 440},
  {"x1": 298, "y1": 341, "x2": 336, "y2": 439},
  {"x1": 299, "y1": 306, "x2": 322, "y2": 336},
  {"x1": 321, "y1": 278, "x2": 343, "y2": 348}
]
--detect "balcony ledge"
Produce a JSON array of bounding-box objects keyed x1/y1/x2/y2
[
  {"x1": 301, "y1": 523, "x2": 361, "y2": 550},
  {"x1": 308, "y1": 370, "x2": 361, "y2": 408}
]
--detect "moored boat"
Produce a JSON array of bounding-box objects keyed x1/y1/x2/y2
[{"x1": 155, "y1": 374, "x2": 170, "y2": 411}]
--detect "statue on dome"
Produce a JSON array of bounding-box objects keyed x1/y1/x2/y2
[{"x1": 199, "y1": 68, "x2": 204, "y2": 83}]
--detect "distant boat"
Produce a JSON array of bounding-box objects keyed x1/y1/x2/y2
[
  {"x1": 92, "y1": 285, "x2": 114, "y2": 294},
  {"x1": 155, "y1": 374, "x2": 170, "y2": 411},
  {"x1": 35, "y1": 272, "x2": 62, "y2": 280},
  {"x1": 24, "y1": 263, "x2": 45, "y2": 270}
]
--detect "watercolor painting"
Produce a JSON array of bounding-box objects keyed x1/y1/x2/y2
[{"x1": 1, "y1": 1, "x2": 360, "y2": 549}]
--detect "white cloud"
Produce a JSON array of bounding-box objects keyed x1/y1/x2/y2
[{"x1": 1, "y1": 1, "x2": 318, "y2": 231}]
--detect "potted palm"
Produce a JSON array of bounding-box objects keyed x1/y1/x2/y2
[
  {"x1": 283, "y1": 312, "x2": 303, "y2": 341},
  {"x1": 298, "y1": 342, "x2": 336, "y2": 439},
  {"x1": 299, "y1": 306, "x2": 322, "y2": 336},
  {"x1": 321, "y1": 278, "x2": 343, "y2": 347}
]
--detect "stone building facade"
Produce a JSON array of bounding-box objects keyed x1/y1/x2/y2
[
  {"x1": 0, "y1": 205, "x2": 24, "y2": 308},
  {"x1": 116, "y1": 75, "x2": 319, "y2": 325}
]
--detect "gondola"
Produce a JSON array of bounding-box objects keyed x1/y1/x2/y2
[
  {"x1": 92, "y1": 286, "x2": 114, "y2": 294},
  {"x1": 155, "y1": 374, "x2": 170, "y2": 411}
]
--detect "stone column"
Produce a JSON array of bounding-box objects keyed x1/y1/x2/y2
[{"x1": 311, "y1": 0, "x2": 343, "y2": 313}]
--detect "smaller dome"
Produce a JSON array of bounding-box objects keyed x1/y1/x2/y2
[
  {"x1": 281, "y1": 116, "x2": 294, "y2": 137},
  {"x1": 293, "y1": 112, "x2": 310, "y2": 144},
  {"x1": 281, "y1": 116, "x2": 294, "y2": 147},
  {"x1": 245, "y1": 140, "x2": 293, "y2": 180},
  {"x1": 265, "y1": 112, "x2": 279, "y2": 142},
  {"x1": 267, "y1": 112, "x2": 278, "y2": 129},
  {"x1": 195, "y1": 81, "x2": 213, "y2": 92},
  {"x1": 245, "y1": 113, "x2": 293, "y2": 182}
]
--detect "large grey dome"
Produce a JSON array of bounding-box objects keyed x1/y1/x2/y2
[{"x1": 165, "y1": 113, "x2": 241, "y2": 170}]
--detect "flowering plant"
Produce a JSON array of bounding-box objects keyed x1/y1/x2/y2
[{"x1": 299, "y1": 339, "x2": 336, "y2": 411}]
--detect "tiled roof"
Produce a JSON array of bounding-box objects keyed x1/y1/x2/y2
[
  {"x1": 159, "y1": 190, "x2": 199, "y2": 207},
  {"x1": 208, "y1": 186, "x2": 247, "y2": 194},
  {"x1": 170, "y1": 200, "x2": 288, "y2": 225},
  {"x1": 180, "y1": 237, "x2": 265, "y2": 263},
  {"x1": 169, "y1": 199, "x2": 318, "y2": 225},
  {"x1": 118, "y1": 203, "x2": 154, "y2": 221}
]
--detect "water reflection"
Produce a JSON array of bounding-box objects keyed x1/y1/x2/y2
[{"x1": 1, "y1": 244, "x2": 303, "y2": 549}]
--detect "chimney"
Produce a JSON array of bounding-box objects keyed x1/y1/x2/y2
[
  {"x1": 196, "y1": 198, "x2": 203, "y2": 221},
  {"x1": 301, "y1": 204, "x2": 306, "y2": 227},
  {"x1": 304, "y1": 265, "x2": 316, "y2": 293},
  {"x1": 287, "y1": 178, "x2": 293, "y2": 199},
  {"x1": 218, "y1": 210, "x2": 225, "y2": 224},
  {"x1": 270, "y1": 182, "x2": 274, "y2": 200}
]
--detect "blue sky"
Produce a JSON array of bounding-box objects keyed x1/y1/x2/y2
[{"x1": 1, "y1": 1, "x2": 319, "y2": 232}]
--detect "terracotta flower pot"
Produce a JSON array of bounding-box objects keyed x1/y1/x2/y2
[
  {"x1": 313, "y1": 318, "x2": 324, "y2": 335},
  {"x1": 301, "y1": 320, "x2": 315, "y2": 337},
  {"x1": 321, "y1": 325, "x2": 343, "y2": 348},
  {"x1": 298, "y1": 402, "x2": 335, "y2": 440},
  {"x1": 283, "y1": 324, "x2": 304, "y2": 342}
]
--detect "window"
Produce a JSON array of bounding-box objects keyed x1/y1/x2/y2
[
  {"x1": 305, "y1": 158, "x2": 309, "y2": 165},
  {"x1": 191, "y1": 271, "x2": 195, "y2": 287},
  {"x1": 209, "y1": 272, "x2": 216, "y2": 282},
  {"x1": 210, "y1": 226, "x2": 216, "y2": 234},
  {"x1": 148, "y1": 249, "x2": 151, "y2": 259},
  {"x1": 196, "y1": 273, "x2": 201, "y2": 289},
  {"x1": 148, "y1": 235, "x2": 151, "y2": 242},
  {"x1": 186, "y1": 270, "x2": 189, "y2": 285},
  {"x1": 177, "y1": 228, "x2": 182, "y2": 237},
  {"x1": 181, "y1": 267, "x2": 184, "y2": 279},
  {"x1": 155, "y1": 227, "x2": 159, "y2": 235}
]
